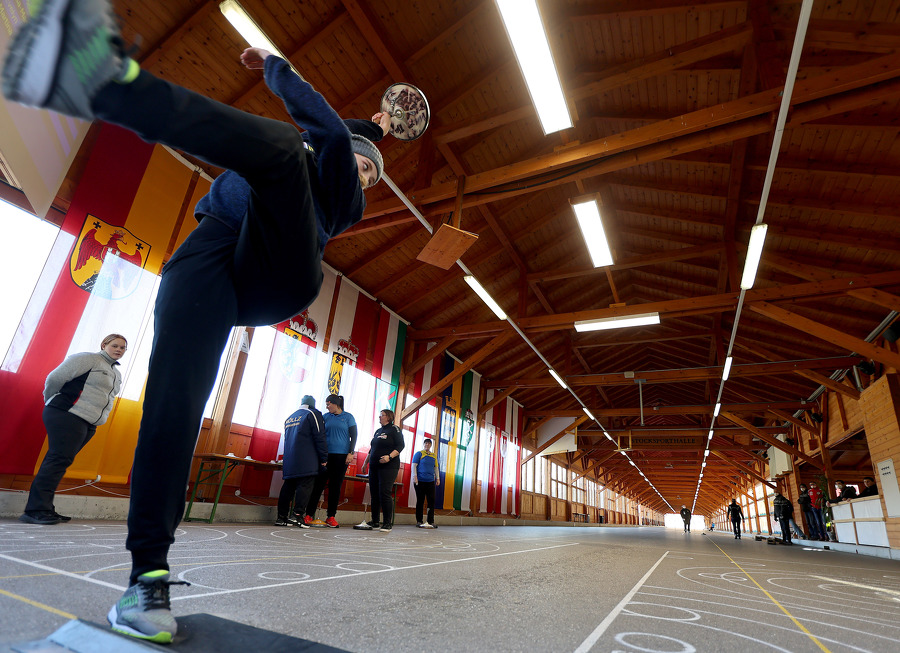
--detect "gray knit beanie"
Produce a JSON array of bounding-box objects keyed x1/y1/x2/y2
[
  {"x1": 350, "y1": 134, "x2": 383, "y2": 185},
  {"x1": 301, "y1": 395, "x2": 316, "y2": 409}
]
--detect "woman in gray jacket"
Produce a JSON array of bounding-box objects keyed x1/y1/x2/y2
[{"x1": 20, "y1": 334, "x2": 127, "y2": 525}]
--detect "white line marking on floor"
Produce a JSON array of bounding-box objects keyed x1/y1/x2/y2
[
  {"x1": 0, "y1": 552, "x2": 125, "y2": 591},
  {"x1": 812, "y1": 575, "x2": 900, "y2": 600},
  {"x1": 172, "y1": 542, "x2": 579, "y2": 601},
  {"x1": 573, "y1": 551, "x2": 669, "y2": 653}
]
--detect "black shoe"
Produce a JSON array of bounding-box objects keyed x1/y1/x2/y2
[
  {"x1": 52, "y1": 512, "x2": 72, "y2": 522},
  {"x1": 274, "y1": 516, "x2": 293, "y2": 527},
  {"x1": 367, "y1": 521, "x2": 381, "y2": 529},
  {"x1": 19, "y1": 511, "x2": 60, "y2": 525}
]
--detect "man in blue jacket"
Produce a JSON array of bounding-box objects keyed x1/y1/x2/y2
[
  {"x1": 3, "y1": 0, "x2": 389, "y2": 643},
  {"x1": 275, "y1": 396, "x2": 326, "y2": 527}
]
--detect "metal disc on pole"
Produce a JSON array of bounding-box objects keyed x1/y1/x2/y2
[{"x1": 380, "y1": 82, "x2": 431, "y2": 141}]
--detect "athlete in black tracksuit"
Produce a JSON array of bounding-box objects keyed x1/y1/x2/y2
[
  {"x1": 87, "y1": 51, "x2": 387, "y2": 584},
  {"x1": 680, "y1": 506, "x2": 692, "y2": 532},
  {"x1": 365, "y1": 409, "x2": 405, "y2": 530}
]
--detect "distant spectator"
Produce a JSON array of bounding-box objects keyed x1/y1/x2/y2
[
  {"x1": 726, "y1": 499, "x2": 743, "y2": 539},
  {"x1": 858, "y1": 476, "x2": 879, "y2": 498},
  {"x1": 807, "y1": 481, "x2": 829, "y2": 541},
  {"x1": 826, "y1": 480, "x2": 858, "y2": 507},
  {"x1": 680, "y1": 505, "x2": 692, "y2": 532},
  {"x1": 773, "y1": 491, "x2": 794, "y2": 545},
  {"x1": 798, "y1": 483, "x2": 826, "y2": 540}
]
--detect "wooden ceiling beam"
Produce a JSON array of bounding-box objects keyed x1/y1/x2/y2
[
  {"x1": 400, "y1": 332, "x2": 514, "y2": 422},
  {"x1": 228, "y1": 10, "x2": 352, "y2": 107},
  {"x1": 137, "y1": 1, "x2": 220, "y2": 71},
  {"x1": 555, "y1": 0, "x2": 746, "y2": 21},
  {"x1": 768, "y1": 408, "x2": 819, "y2": 436},
  {"x1": 575, "y1": 329, "x2": 715, "y2": 350},
  {"x1": 748, "y1": 301, "x2": 900, "y2": 371},
  {"x1": 719, "y1": 411, "x2": 823, "y2": 469},
  {"x1": 484, "y1": 356, "x2": 861, "y2": 389},
  {"x1": 710, "y1": 450, "x2": 777, "y2": 490},
  {"x1": 370, "y1": 49, "x2": 900, "y2": 215},
  {"x1": 409, "y1": 270, "x2": 900, "y2": 340},
  {"x1": 572, "y1": 23, "x2": 752, "y2": 102},
  {"x1": 794, "y1": 370, "x2": 861, "y2": 401},
  {"x1": 522, "y1": 417, "x2": 588, "y2": 465},
  {"x1": 526, "y1": 400, "x2": 812, "y2": 418},
  {"x1": 527, "y1": 243, "x2": 725, "y2": 284}
]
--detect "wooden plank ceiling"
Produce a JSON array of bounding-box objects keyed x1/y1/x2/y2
[{"x1": 30, "y1": 0, "x2": 900, "y2": 514}]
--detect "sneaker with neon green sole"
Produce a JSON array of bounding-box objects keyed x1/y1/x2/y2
[
  {"x1": 107, "y1": 570, "x2": 190, "y2": 644},
  {"x1": 1, "y1": 0, "x2": 131, "y2": 120}
]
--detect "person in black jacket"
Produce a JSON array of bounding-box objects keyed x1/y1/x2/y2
[
  {"x1": 726, "y1": 499, "x2": 744, "y2": 539},
  {"x1": 858, "y1": 476, "x2": 879, "y2": 498},
  {"x1": 826, "y1": 480, "x2": 858, "y2": 507},
  {"x1": 773, "y1": 491, "x2": 794, "y2": 545},
  {"x1": 363, "y1": 409, "x2": 405, "y2": 532},
  {"x1": 680, "y1": 505, "x2": 692, "y2": 532},
  {"x1": 275, "y1": 396, "x2": 326, "y2": 527}
]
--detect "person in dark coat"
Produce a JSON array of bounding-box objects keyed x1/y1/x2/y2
[
  {"x1": 858, "y1": 476, "x2": 879, "y2": 498},
  {"x1": 680, "y1": 505, "x2": 692, "y2": 532},
  {"x1": 773, "y1": 491, "x2": 794, "y2": 545},
  {"x1": 362, "y1": 408, "x2": 405, "y2": 532},
  {"x1": 275, "y1": 396, "x2": 326, "y2": 527},
  {"x1": 726, "y1": 499, "x2": 744, "y2": 539},
  {"x1": 826, "y1": 480, "x2": 858, "y2": 506}
]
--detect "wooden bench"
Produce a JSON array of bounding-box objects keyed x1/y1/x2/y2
[{"x1": 572, "y1": 512, "x2": 589, "y2": 523}]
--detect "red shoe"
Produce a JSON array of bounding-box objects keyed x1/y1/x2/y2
[
  {"x1": 325, "y1": 516, "x2": 339, "y2": 528},
  {"x1": 303, "y1": 515, "x2": 314, "y2": 527}
]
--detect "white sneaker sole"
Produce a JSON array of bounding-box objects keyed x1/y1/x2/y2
[
  {"x1": 107, "y1": 604, "x2": 175, "y2": 643},
  {"x1": 3, "y1": 0, "x2": 72, "y2": 106}
]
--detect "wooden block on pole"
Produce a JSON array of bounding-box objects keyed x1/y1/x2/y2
[{"x1": 416, "y1": 223, "x2": 478, "y2": 269}]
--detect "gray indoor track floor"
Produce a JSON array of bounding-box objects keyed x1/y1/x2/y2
[{"x1": 1, "y1": 520, "x2": 899, "y2": 652}]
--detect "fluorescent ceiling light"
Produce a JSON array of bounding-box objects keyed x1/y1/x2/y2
[
  {"x1": 495, "y1": 0, "x2": 572, "y2": 134},
  {"x1": 702, "y1": 461, "x2": 707, "y2": 468},
  {"x1": 713, "y1": 402, "x2": 721, "y2": 418},
  {"x1": 574, "y1": 312, "x2": 660, "y2": 333},
  {"x1": 572, "y1": 199, "x2": 613, "y2": 267},
  {"x1": 722, "y1": 356, "x2": 733, "y2": 381},
  {"x1": 464, "y1": 276, "x2": 507, "y2": 320},
  {"x1": 548, "y1": 368, "x2": 567, "y2": 390},
  {"x1": 219, "y1": 0, "x2": 305, "y2": 80},
  {"x1": 740, "y1": 223, "x2": 768, "y2": 289},
  {"x1": 708, "y1": 430, "x2": 714, "y2": 440},
  {"x1": 221, "y1": 0, "x2": 280, "y2": 54},
  {"x1": 583, "y1": 407, "x2": 596, "y2": 421}
]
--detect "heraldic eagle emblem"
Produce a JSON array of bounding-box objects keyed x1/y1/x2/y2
[{"x1": 70, "y1": 216, "x2": 150, "y2": 299}]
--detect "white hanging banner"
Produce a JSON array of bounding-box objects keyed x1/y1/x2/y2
[{"x1": 876, "y1": 458, "x2": 900, "y2": 518}]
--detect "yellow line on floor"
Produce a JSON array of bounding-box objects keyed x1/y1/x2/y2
[
  {"x1": 708, "y1": 539, "x2": 832, "y2": 653},
  {"x1": 0, "y1": 588, "x2": 76, "y2": 619}
]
